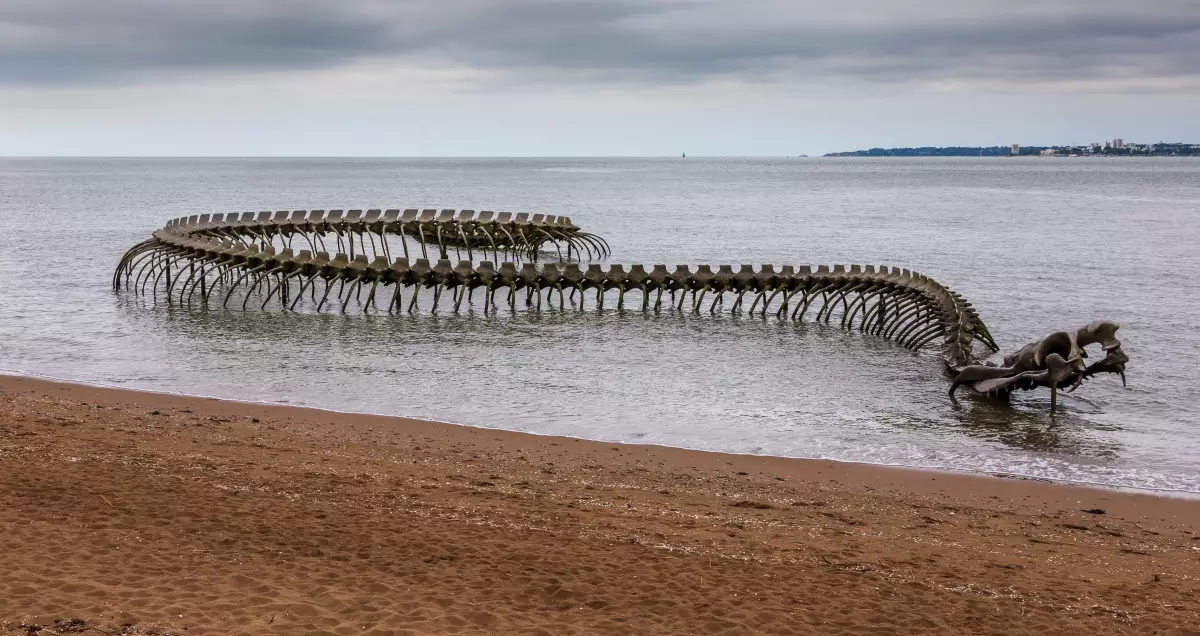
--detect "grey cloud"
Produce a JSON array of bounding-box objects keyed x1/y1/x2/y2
[
  {"x1": 2, "y1": 0, "x2": 1198, "y2": 87},
  {"x1": 0, "y1": 0, "x2": 393, "y2": 82}
]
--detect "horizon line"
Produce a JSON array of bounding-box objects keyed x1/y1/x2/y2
[
  {"x1": 0, "y1": 154, "x2": 817, "y2": 159},
  {"x1": 0, "y1": 153, "x2": 1133, "y2": 160}
]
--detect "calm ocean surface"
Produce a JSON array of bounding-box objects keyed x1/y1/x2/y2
[{"x1": 1, "y1": 157, "x2": 1197, "y2": 492}]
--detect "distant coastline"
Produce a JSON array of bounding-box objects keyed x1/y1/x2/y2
[{"x1": 824, "y1": 143, "x2": 1200, "y2": 157}]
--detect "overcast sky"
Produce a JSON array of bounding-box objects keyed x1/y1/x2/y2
[{"x1": 2, "y1": 0, "x2": 1198, "y2": 156}]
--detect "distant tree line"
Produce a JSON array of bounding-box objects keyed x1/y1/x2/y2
[
  {"x1": 824, "y1": 144, "x2": 1200, "y2": 157},
  {"x1": 823, "y1": 147, "x2": 1012, "y2": 157}
]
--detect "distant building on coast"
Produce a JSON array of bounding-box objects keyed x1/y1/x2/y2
[{"x1": 1011, "y1": 144, "x2": 1020, "y2": 155}]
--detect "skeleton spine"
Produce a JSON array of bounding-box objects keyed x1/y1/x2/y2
[{"x1": 114, "y1": 208, "x2": 999, "y2": 376}]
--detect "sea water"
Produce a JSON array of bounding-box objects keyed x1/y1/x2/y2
[{"x1": 1, "y1": 157, "x2": 1197, "y2": 492}]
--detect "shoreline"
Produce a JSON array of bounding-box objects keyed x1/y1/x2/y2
[
  {"x1": 3, "y1": 369, "x2": 1190, "y2": 499},
  {"x1": 4, "y1": 373, "x2": 1197, "y2": 517},
  {"x1": 3, "y1": 374, "x2": 1199, "y2": 634}
]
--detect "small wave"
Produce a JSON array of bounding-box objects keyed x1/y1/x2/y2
[{"x1": 538, "y1": 167, "x2": 626, "y2": 173}]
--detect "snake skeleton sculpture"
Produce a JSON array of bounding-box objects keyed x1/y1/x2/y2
[{"x1": 113, "y1": 208, "x2": 1129, "y2": 412}]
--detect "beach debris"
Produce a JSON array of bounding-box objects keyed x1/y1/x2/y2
[
  {"x1": 730, "y1": 500, "x2": 774, "y2": 509},
  {"x1": 17, "y1": 619, "x2": 93, "y2": 635},
  {"x1": 113, "y1": 208, "x2": 1129, "y2": 411}
]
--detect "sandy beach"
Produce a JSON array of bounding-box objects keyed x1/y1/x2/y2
[{"x1": 1, "y1": 374, "x2": 1198, "y2": 635}]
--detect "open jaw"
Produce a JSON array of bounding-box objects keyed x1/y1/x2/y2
[
  {"x1": 113, "y1": 208, "x2": 1128, "y2": 413},
  {"x1": 947, "y1": 321, "x2": 1128, "y2": 412}
]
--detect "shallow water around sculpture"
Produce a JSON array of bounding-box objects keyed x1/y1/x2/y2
[{"x1": 1, "y1": 157, "x2": 1198, "y2": 492}]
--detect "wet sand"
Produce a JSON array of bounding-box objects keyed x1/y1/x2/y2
[{"x1": 1, "y1": 374, "x2": 1198, "y2": 635}]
